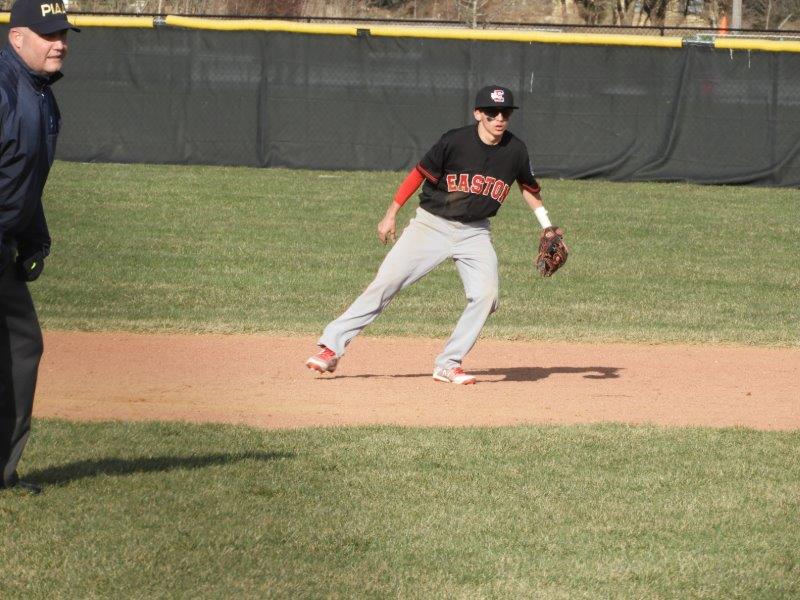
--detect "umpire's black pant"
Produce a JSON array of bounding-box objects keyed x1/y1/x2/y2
[{"x1": 0, "y1": 260, "x2": 43, "y2": 487}]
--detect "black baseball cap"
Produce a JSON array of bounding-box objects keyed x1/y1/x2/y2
[
  {"x1": 474, "y1": 85, "x2": 517, "y2": 110},
  {"x1": 10, "y1": 0, "x2": 80, "y2": 34}
]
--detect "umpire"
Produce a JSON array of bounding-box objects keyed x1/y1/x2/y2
[{"x1": 0, "y1": 0, "x2": 78, "y2": 494}]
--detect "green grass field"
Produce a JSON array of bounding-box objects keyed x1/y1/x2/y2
[
  {"x1": 37, "y1": 161, "x2": 799, "y2": 344},
  {"x1": 2, "y1": 162, "x2": 798, "y2": 598},
  {"x1": 2, "y1": 420, "x2": 799, "y2": 598}
]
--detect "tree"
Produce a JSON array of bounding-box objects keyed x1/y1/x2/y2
[
  {"x1": 457, "y1": 0, "x2": 489, "y2": 27},
  {"x1": 745, "y1": 0, "x2": 800, "y2": 28}
]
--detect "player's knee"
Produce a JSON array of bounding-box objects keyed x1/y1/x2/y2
[
  {"x1": 369, "y1": 271, "x2": 407, "y2": 296},
  {"x1": 379, "y1": 277, "x2": 407, "y2": 298},
  {"x1": 469, "y1": 287, "x2": 499, "y2": 311}
]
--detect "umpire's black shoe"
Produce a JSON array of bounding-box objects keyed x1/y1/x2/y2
[
  {"x1": 14, "y1": 480, "x2": 43, "y2": 494},
  {"x1": 1, "y1": 473, "x2": 42, "y2": 495}
]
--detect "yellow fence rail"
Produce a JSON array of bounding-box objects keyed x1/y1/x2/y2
[{"x1": 1, "y1": 13, "x2": 799, "y2": 52}]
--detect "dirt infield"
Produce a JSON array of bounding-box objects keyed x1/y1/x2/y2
[{"x1": 33, "y1": 331, "x2": 800, "y2": 431}]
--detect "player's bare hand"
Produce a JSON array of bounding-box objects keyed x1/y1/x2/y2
[{"x1": 377, "y1": 215, "x2": 397, "y2": 245}]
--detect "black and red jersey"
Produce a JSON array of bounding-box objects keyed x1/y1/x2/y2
[{"x1": 416, "y1": 124, "x2": 540, "y2": 223}]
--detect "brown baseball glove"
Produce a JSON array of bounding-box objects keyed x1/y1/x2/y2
[{"x1": 536, "y1": 226, "x2": 569, "y2": 277}]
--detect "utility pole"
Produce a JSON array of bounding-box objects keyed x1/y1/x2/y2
[{"x1": 731, "y1": 0, "x2": 742, "y2": 29}]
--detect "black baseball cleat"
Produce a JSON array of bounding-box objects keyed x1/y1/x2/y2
[
  {"x1": 14, "y1": 480, "x2": 43, "y2": 495},
  {"x1": 1, "y1": 473, "x2": 43, "y2": 495}
]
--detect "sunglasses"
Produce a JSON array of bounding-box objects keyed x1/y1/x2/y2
[{"x1": 481, "y1": 108, "x2": 514, "y2": 120}]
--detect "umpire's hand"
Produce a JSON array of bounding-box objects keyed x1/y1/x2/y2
[{"x1": 16, "y1": 249, "x2": 46, "y2": 282}]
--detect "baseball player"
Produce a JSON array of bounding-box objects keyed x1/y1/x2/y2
[{"x1": 306, "y1": 85, "x2": 558, "y2": 385}]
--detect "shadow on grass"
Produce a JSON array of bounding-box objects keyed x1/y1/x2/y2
[
  {"x1": 27, "y1": 451, "x2": 294, "y2": 485},
  {"x1": 330, "y1": 366, "x2": 621, "y2": 383}
]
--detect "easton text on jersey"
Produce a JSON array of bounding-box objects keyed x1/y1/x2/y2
[{"x1": 445, "y1": 173, "x2": 511, "y2": 204}]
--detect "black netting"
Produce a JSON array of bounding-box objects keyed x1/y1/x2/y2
[{"x1": 10, "y1": 27, "x2": 798, "y2": 186}]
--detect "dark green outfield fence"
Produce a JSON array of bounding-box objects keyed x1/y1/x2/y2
[{"x1": 4, "y1": 16, "x2": 800, "y2": 186}]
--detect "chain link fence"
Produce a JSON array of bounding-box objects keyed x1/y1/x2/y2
[{"x1": 1, "y1": 0, "x2": 799, "y2": 34}]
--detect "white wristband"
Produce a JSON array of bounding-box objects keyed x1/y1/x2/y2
[{"x1": 534, "y1": 206, "x2": 552, "y2": 229}]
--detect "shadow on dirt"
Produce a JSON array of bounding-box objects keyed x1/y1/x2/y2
[
  {"x1": 472, "y1": 366, "x2": 621, "y2": 382},
  {"x1": 25, "y1": 451, "x2": 293, "y2": 485},
  {"x1": 331, "y1": 366, "x2": 621, "y2": 383}
]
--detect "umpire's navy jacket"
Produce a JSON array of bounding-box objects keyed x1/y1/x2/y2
[{"x1": 0, "y1": 43, "x2": 59, "y2": 272}]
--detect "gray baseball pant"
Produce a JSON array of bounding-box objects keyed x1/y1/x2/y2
[{"x1": 318, "y1": 207, "x2": 498, "y2": 369}]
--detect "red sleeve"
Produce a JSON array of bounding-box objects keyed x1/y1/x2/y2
[
  {"x1": 520, "y1": 180, "x2": 541, "y2": 195},
  {"x1": 393, "y1": 167, "x2": 426, "y2": 207}
]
